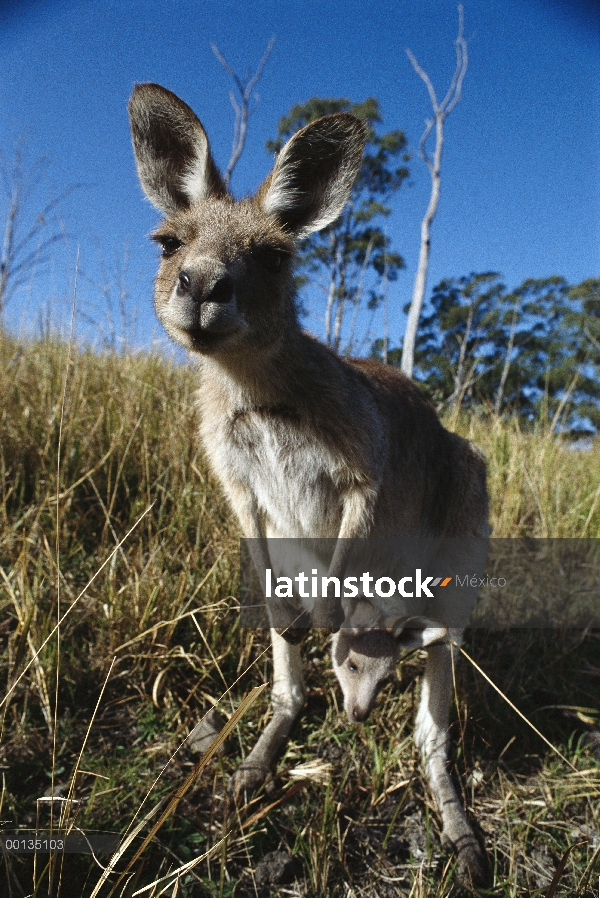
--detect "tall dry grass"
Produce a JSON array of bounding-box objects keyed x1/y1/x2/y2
[
  {"x1": 452, "y1": 412, "x2": 600, "y2": 538},
  {"x1": 0, "y1": 334, "x2": 598, "y2": 897}
]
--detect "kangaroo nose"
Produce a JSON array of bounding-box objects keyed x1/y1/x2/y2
[
  {"x1": 177, "y1": 271, "x2": 233, "y2": 304},
  {"x1": 352, "y1": 706, "x2": 368, "y2": 722},
  {"x1": 206, "y1": 275, "x2": 233, "y2": 304},
  {"x1": 178, "y1": 270, "x2": 192, "y2": 294}
]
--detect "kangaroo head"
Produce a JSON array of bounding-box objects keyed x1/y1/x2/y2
[
  {"x1": 128, "y1": 83, "x2": 366, "y2": 358},
  {"x1": 332, "y1": 603, "x2": 448, "y2": 723}
]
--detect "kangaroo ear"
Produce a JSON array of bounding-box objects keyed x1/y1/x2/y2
[
  {"x1": 257, "y1": 113, "x2": 366, "y2": 239},
  {"x1": 128, "y1": 83, "x2": 226, "y2": 215},
  {"x1": 342, "y1": 599, "x2": 383, "y2": 631},
  {"x1": 391, "y1": 617, "x2": 448, "y2": 650}
]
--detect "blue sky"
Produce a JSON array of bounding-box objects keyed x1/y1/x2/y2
[{"x1": 0, "y1": 0, "x2": 599, "y2": 352}]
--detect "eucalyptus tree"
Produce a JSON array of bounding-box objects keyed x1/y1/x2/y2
[
  {"x1": 267, "y1": 97, "x2": 409, "y2": 353},
  {"x1": 382, "y1": 272, "x2": 600, "y2": 432}
]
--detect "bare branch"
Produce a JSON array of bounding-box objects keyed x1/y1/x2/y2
[
  {"x1": 324, "y1": 233, "x2": 339, "y2": 345},
  {"x1": 400, "y1": 5, "x2": 469, "y2": 378},
  {"x1": 346, "y1": 233, "x2": 375, "y2": 353},
  {"x1": 584, "y1": 324, "x2": 600, "y2": 355},
  {"x1": 0, "y1": 143, "x2": 76, "y2": 320},
  {"x1": 244, "y1": 34, "x2": 275, "y2": 98},
  {"x1": 12, "y1": 184, "x2": 78, "y2": 259},
  {"x1": 211, "y1": 36, "x2": 275, "y2": 188},
  {"x1": 418, "y1": 117, "x2": 435, "y2": 172},
  {"x1": 406, "y1": 47, "x2": 439, "y2": 113},
  {"x1": 211, "y1": 42, "x2": 242, "y2": 89},
  {"x1": 382, "y1": 244, "x2": 389, "y2": 364},
  {"x1": 494, "y1": 299, "x2": 520, "y2": 415},
  {"x1": 442, "y1": 5, "x2": 468, "y2": 117}
]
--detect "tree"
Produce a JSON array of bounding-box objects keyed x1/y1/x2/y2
[
  {"x1": 381, "y1": 272, "x2": 503, "y2": 408},
  {"x1": 0, "y1": 142, "x2": 76, "y2": 325},
  {"x1": 493, "y1": 277, "x2": 571, "y2": 423},
  {"x1": 400, "y1": 4, "x2": 468, "y2": 378},
  {"x1": 382, "y1": 271, "x2": 600, "y2": 432},
  {"x1": 570, "y1": 278, "x2": 600, "y2": 361},
  {"x1": 211, "y1": 36, "x2": 275, "y2": 189},
  {"x1": 559, "y1": 278, "x2": 600, "y2": 431},
  {"x1": 267, "y1": 98, "x2": 409, "y2": 353}
]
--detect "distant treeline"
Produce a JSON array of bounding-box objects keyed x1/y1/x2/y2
[{"x1": 375, "y1": 274, "x2": 600, "y2": 433}]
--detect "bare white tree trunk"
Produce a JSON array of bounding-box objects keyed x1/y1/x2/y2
[
  {"x1": 333, "y1": 263, "x2": 346, "y2": 352},
  {"x1": 401, "y1": 5, "x2": 468, "y2": 378},
  {"x1": 382, "y1": 275, "x2": 389, "y2": 363},
  {"x1": 451, "y1": 298, "x2": 475, "y2": 404},
  {"x1": 324, "y1": 232, "x2": 339, "y2": 345},
  {"x1": 346, "y1": 233, "x2": 375, "y2": 355},
  {"x1": 584, "y1": 324, "x2": 600, "y2": 355},
  {"x1": 212, "y1": 36, "x2": 275, "y2": 189}
]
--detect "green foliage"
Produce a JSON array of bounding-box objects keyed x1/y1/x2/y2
[
  {"x1": 268, "y1": 97, "x2": 409, "y2": 352},
  {"x1": 379, "y1": 273, "x2": 600, "y2": 432}
]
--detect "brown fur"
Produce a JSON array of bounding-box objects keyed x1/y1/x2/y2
[{"x1": 129, "y1": 83, "x2": 490, "y2": 889}]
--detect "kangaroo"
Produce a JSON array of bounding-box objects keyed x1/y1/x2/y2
[{"x1": 129, "y1": 83, "x2": 490, "y2": 889}]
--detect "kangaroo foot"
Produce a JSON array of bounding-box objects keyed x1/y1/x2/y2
[
  {"x1": 228, "y1": 761, "x2": 272, "y2": 804},
  {"x1": 441, "y1": 829, "x2": 491, "y2": 893}
]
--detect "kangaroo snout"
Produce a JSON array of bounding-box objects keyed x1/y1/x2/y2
[
  {"x1": 351, "y1": 704, "x2": 370, "y2": 723},
  {"x1": 176, "y1": 267, "x2": 233, "y2": 305},
  {"x1": 160, "y1": 257, "x2": 241, "y2": 346}
]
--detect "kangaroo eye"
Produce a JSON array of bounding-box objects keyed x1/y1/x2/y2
[
  {"x1": 268, "y1": 251, "x2": 282, "y2": 271},
  {"x1": 254, "y1": 246, "x2": 285, "y2": 272},
  {"x1": 347, "y1": 662, "x2": 358, "y2": 673},
  {"x1": 159, "y1": 236, "x2": 183, "y2": 258}
]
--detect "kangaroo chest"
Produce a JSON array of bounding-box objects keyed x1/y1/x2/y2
[{"x1": 203, "y1": 405, "x2": 344, "y2": 538}]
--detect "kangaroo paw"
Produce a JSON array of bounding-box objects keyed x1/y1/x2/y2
[
  {"x1": 441, "y1": 829, "x2": 491, "y2": 893},
  {"x1": 275, "y1": 626, "x2": 308, "y2": 645},
  {"x1": 228, "y1": 761, "x2": 272, "y2": 804},
  {"x1": 310, "y1": 599, "x2": 344, "y2": 631},
  {"x1": 269, "y1": 600, "x2": 311, "y2": 635}
]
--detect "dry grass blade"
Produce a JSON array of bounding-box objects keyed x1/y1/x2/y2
[
  {"x1": 113, "y1": 551, "x2": 225, "y2": 654},
  {"x1": 0, "y1": 566, "x2": 53, "y2": 728},
  {"x1": 113, "y1": 601, "x2": 225, "y2": 654},
  {"x1": 457, "y1": 643, "x2": 600, "y2": 794},
  {"x1": 120, "y1": 637, "x2": 275, "y2": 843},
  {"x1": 47, "y1": 438, "x2": 121, "y2": 504},
  {"x1": 96, "y1": 683, "x2": 267, "y2": 898},
  {"x1": 62, "y1": 656, "x2": 117, "y2": 828},
  {"x1": 288, "y1": 759, "x2": 332, "y2": 784},
  {"x1": 542, "y1": 840, "x2": 588, "y2": 898},
  {"x1": 0, "y1": 501, "x2": 155, "y2": 711},
  {"x1": 129, "y1": 837, "x2": 227, "y2": 897},
  {"x1": 241, "y1": 781, "x2": 305, "y2": 830},
  {"x1": 89, "y1": 796, "x2": 170, "y2": 898},
  {"x1": 575, "y1": 840, "x2": 600, "y2": 897}
]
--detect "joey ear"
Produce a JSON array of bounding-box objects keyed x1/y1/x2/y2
[
  {"x1": 342, "y1": 599, "x2": 383, "y2": 631},
  {"x1": 391, "y1": 616, "x2": 448, "y2": 651},
  {"x1": 257, "y1": 113, "x2": 366, "y2": 239},
  {"x1": 128, "y1": 83, "x2": 226, "y2": 215}
]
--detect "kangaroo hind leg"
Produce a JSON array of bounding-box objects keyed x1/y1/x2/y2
[{"x1": 415, "y1": 642, "x2": 490, "y2": 890}]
